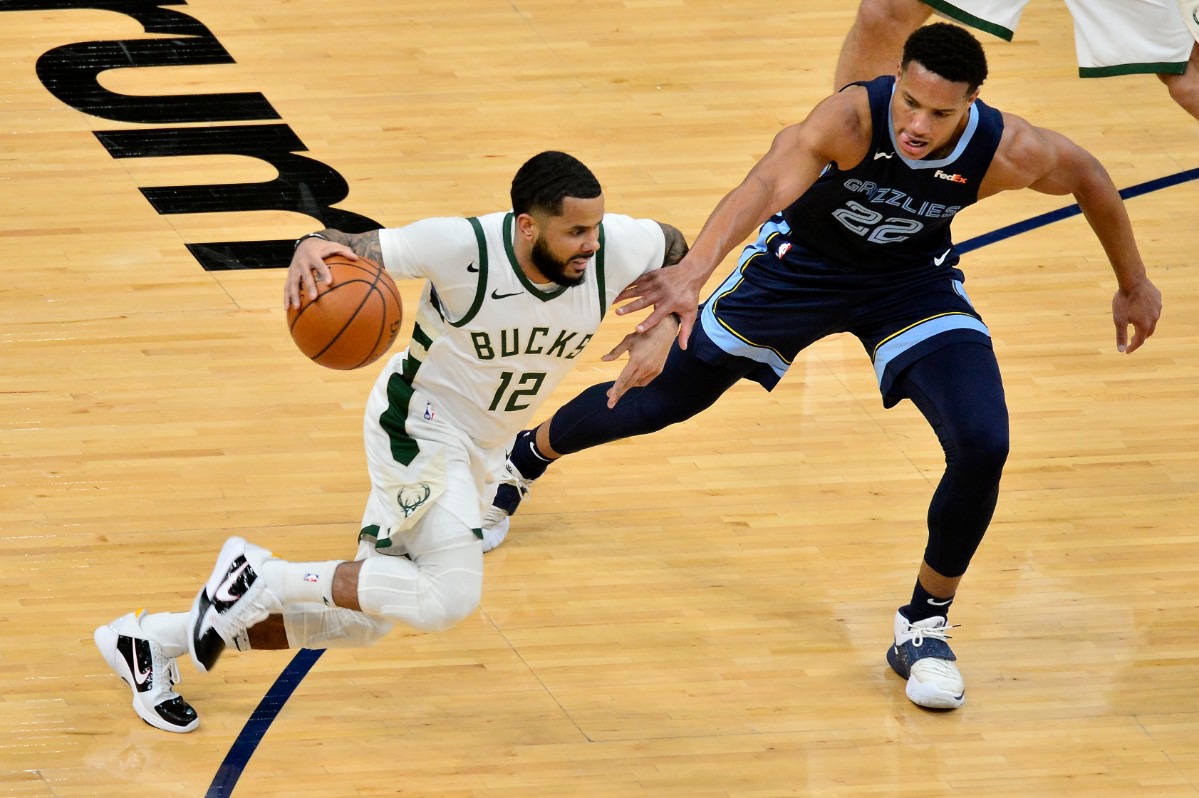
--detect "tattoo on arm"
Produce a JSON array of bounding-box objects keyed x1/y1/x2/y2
[
  {"x1": 657, "y1": 222, "x2": 690, "y2": 267},
  {"x1": 322, "y1": 229, "x2": 384, "y2": 264}
]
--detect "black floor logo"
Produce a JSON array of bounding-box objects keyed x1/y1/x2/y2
[{"x1": 2, "y1": 0, "x2": 383, "y2": 270}]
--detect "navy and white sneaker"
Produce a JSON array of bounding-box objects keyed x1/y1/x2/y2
[
  {"x1": 94, "y1": 611, "x2": 199, "y2": 733},
  {"x1": 188, "y1": 536, "x2": 281, "y2": 673},
  {"x1": 886, "y1": 611, "x2": 965, "y2": 709},
  {"x1": 480, "y1": 461, "x2": 534, "y2": 552}
]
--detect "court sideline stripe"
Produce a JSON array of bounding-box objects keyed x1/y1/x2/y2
[
  {"x1": 205, "y1": 165, "x2": 1198, "y2": 797},
  {"x1": 957, "y1": 167, "x2": 1199, "y2": 253},
  {"x1": 204, "y1": 648, "x2": 324, "y2": 798}
]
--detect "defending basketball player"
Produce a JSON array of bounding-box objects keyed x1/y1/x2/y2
[
  {"x1": 93, "y1": 151, "x2": 688, "y2": 732},
  {"x1": 482, "y1": 25, "x2": 1162, "y2": 710}
]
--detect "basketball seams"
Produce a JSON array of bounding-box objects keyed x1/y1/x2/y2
[
  {"x1": 312, "y1": 277, "x2": 382, "y2": 362},
  {"x1": 349, "y1": 290, "x2": 389, "y2": 370}
]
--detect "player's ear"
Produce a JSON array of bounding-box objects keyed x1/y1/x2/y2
[{"x1": 514, "y1": 212, "x2": 539, "y2": 242}]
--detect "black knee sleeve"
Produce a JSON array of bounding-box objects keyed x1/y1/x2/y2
[{"x1": 898, "y1": 343, "x2": 1009, "y2": 578}]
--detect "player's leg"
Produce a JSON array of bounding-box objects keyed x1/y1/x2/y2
[
  {"x1": 834, "y1": 0, "x2": 933, "y2": 90},
  {"x1": 189, "y1": 504, "x2": 482, "y2": 667},
  {"x1": 1159, "y1": 42, "x2": 1199, "y2": 120},
  {"x1": 1066, "y1": 0, "x2": 1197, "y2": 119},
  {"x1": 886, "y1": 340, "x2": 1009, "y2": 709},
  {"x1": 259, "y1": 501, "x2": 482, "y2": 649}
]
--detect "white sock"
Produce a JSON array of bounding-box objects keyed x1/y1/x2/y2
[
  {"x1": 261, "y1": 559, "x2": 341, "y2": 606},
  {"x1": 138, "y1": 611, "x2": 190, "y2": 659}
]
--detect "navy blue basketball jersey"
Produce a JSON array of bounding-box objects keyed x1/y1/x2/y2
[{"x1": 780, "y1": 75, "x2": 1004, "y2": 272}]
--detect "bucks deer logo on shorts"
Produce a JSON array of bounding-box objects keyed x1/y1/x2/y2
[{"x1": 397, "y1": 483, "x2": 432, "y2": 518}]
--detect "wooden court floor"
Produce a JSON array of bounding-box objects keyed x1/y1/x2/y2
[{"x1": 2, "y1": 1, "x2": 1198, "y2": 795}]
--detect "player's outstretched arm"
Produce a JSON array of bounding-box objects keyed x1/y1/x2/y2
[
  {"x1": 982, "y1": 117, "x2": 1162, "y2": 353},
  {"x1": 616, "y1": 91, "x2": 868, "y2": 346},
  {"x1": 285, "y1": 229, "x2": 381, "y2": 310}
]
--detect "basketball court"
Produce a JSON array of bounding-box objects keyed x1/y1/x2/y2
[{"x1": 2, "y1": 1, "x2": 1198, "y2": 795}]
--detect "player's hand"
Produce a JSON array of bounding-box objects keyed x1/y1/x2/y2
[
  {"x1": 601, "y1": 316, "x2": 679, "y2": 407},
  {"x1": 285, "y1": 239, "x2": 358, "y2": 310},
  {"x1": 613, "y1": 262, "x2": 704, "y2": 348},
  {"x1": 1112, "y1": 277, "x2": 1161, "y2": 354}
]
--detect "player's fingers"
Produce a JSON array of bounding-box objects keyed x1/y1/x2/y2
[
  {"x1": 615, "y1": 295, "x2": 653, "y2": 317},
  {"x1": 674, "y1": 306, "x2": 697, "y2": 346},
  {"x1": 1126, "y1": 324, "x2": 1148, "y2": 354},
  {"x1": 1115, "y1": 318, "x2": 1129, "y2": 353},
  {"x1": 601, "y1": 334, "x2": 636, "y2": 362},
  {"x1": 298, "y1": 264, "x2": 323, "y2": 301},
  {"x1": 607, "y1": 371, "x2": 632, "y2": 408},
  {"x1": 285, "y1": 267, "x2": 311, "y2": 310},
  {"x1": 637, "y1": 306, "x2": 681, "y2": 335}
]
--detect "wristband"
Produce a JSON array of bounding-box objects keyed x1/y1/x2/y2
[{"x1": 294, "y1": 232, "x2": 329, "y2": 250}]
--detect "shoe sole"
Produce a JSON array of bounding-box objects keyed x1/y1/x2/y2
[
  {"x1": 94, "y1": 624, "x2": 200, "y2": 733},
  {"x1": 905, "y1": 679, "x2": 965, "y2": 710}
]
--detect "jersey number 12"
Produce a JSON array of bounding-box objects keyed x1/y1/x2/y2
[{"x1": 488, "y1": 371, "x2": 547, "y2": 412}]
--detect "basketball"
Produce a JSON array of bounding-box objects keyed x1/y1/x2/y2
[{"x1": 287, "y1": 254, "x2": 403, "y2": 370}]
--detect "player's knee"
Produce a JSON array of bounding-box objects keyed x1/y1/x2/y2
[
  {"x1": 356, "y1": 554, "x2": 482, "y2": 632},
  {"x1": 956, "y1": 420, "x2": 1009, "y2": 477},
  {"x1": 395, "y1": 581, "x2": 481, "y2": 633}
]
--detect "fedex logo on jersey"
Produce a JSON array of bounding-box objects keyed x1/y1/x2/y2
[{"x1": 934, "y1": 170, "x2": 968, "y2": 184}]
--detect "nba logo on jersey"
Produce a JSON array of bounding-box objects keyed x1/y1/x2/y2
[
  {"x1": 424, "y1": 403, "x2": 435, "y2": 421},
  {"x1": 776, "y1": 241, "x2": 792, "y2": 258}
]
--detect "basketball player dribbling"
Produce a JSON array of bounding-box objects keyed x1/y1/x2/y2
[{"x1": 92, "y1": 151, "x2": 688, "y2": 732}]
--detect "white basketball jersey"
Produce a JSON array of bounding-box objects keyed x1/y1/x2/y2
[{"x1": 377, "y1": 211, "x2": 666, "y2": 450}]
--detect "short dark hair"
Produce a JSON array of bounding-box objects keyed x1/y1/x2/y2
[
  {"x1": 510, "y1": 151, "x2": 602, "y2": 216},
  {"x1": 902, "y1": 23, "x2": 988, "y2": 93}
]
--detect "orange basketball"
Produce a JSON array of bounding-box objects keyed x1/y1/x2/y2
[{"x1": 287, "y1": 254, "x2": 403, "y2": 370}]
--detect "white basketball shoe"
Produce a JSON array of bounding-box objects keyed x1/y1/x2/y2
[
  {"x1": 481, "y1": 461, "x2": 535, "y2": 552},
  {"x1": 886, "y1": 610, "x2": 965, "y2": 709},
  {"x1": 188, "y1": 536, "x2": 281, "y2": 672},
  {"x1": 94, "y1": 611, "x2": 199, "y2": 733}
]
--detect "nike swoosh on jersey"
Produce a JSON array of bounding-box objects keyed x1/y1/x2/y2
[
  {"x1": 466, "y1": 261, "x2": 479, "y2": 273},
  {"x1": 491, "y1": 290, "x2": 522, "y2": 299},
  {"x1": 933, "y1": 248, "x2": 952, "y2": 267}
]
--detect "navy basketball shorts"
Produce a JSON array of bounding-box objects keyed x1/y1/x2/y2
[{"x1": 692, "y1": 240, "x2": 993, "y2": 408}]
